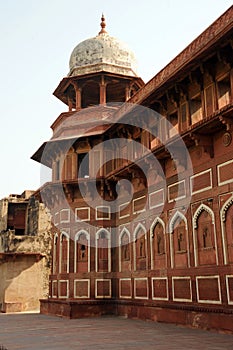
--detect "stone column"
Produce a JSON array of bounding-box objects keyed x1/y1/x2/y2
[
  {"x1": 125, "y1": 85, "x2": 131, "y2": 101},
  {"x1": 99, "y1": 76, "x2": 106, "y2": 105},
  {"x1": 68, "y1": 96, "x2": 73, "y2": 112},
  {"x1": 74, "y1": 85, "x2": 82, "y2": 110}
]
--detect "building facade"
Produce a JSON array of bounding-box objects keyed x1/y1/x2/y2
[
  {"x1": 32, "y1": 9, "x2": 233, "y2": 332},
  {"x1": 0, "y1": 191, "x2": 52, "y2": 312}
]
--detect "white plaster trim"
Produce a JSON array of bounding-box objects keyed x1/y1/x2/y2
[
  {"x1": 190, "y1": 168, "x2": 212, "y2": 195},
  {"x1": 168, "y1": 180, "x2": 186, "y2": 203},
  {"x1": 149, "y1": 189, "x2": 164, "y2": 209},
  {"x1": 196, "y1": 275, "x2": 222, "y2": 304},
  {"x1": 119, "y1": 278, "x2": 132, "y2": 299},
  {"x1": 95, "y1": 228, "x2": 111, "y2": 272},
  {"x1": 60, "y1": 209, "x2": 70, "y2": 223},
  {"x1": 217, "y1": 159, "x2": 233, "y2": 186},
  {"x1": 172, "y1": 276, "x2": 192, "y2": 302},
  {"x1": 150, "y1": 217, "x2": 166, "y2": 270},
  {"x1": 134, "y1": 278, "x2": 149, "y2": 300},
  {"x1": 226, "y1": 275, "x2": 233, "y2": 305},
  {"x1": 74, "y1": 230, "x2": 91, "y2": 273},
  {"x1": 74, "y1": 279, "x2": 90, "y2": 299},
  {"x1": 75, "y1": 207, "x2": 90, "y2": 222},
  {"x1": 58, "y1": 280, "x2": 69, "y2": 299},
  {"x1": 95, "y1": 279, "x2": 112, "y2": 299},
  {"x1": 152, "y1": 277, "x2": 168, "y2": 301}
]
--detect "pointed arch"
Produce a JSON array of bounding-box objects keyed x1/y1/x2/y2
[
  {"x1": 193, "y1": 204, "x2": 214, "y2": 229},
  {"x1": 221, "y1": 195, "x2": 233, "y2": 222},
  {"x1": 59, "y1": 231, "x2": 70, "y2": 273},
  {"x1": 169, "y1": 211, "x2": 189, "y2": 268},
  {"x1": 150, "y1": 217, "x2": 166, "y2": 270},
  {"x1": 53, "y1": 233, "x2": 59, "y2": 274},
  {"x1": 96, "y1": 228, "x2": 111, "y2": 272},
  {"x1": 192, "y1": 204, "x2": 218, "y2": 266},
  {"x1": 119, "y1": 227, "x2": 131, "y2": 272},
  {"x1": 169, "y1": 210, "x2": 187, "y2": 233},
  {"x1": 133, "y1": 223, "x2": 147, "y2": 271},
  {"x1": 119, "y1": 227, "x2": 131, "y2": 243},
  {"x1": 74, "y1": 230, "x2": 90, "y2": 273},
  {"x1": 220, "y1": 194, "x2": 233, "y2": 264},
  {"x1": 150, "y1": 217, "x2": 165, "y2": 236},
  {"x1": 133, "y1": 223, "x2": 147, "y2": 241}
]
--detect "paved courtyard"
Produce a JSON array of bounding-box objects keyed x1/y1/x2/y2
[{"x1": 0, "y1": 313, "x2": 233, "y2": 349}]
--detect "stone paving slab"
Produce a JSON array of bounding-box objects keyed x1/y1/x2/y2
[{"x1": 0, "y1": 313, "x2": 233, "y2": 349}]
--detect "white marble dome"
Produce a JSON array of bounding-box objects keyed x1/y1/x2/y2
[{"x1": 68, "y1": 16, "x2": 138, "y2": 77}]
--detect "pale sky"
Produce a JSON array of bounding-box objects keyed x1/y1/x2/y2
[{"x1": 0, "y1": 0, "x2": 232, "y2": 199}]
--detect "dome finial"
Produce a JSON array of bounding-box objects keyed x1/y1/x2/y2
[{"x1": 99, "y1": 13, "x2": 107, "y2": 35}]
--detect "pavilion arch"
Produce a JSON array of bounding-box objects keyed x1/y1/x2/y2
[
  {"x1": 53, "y1": 233, "x2": 59, "y2": 274},
  {"x1": 168, "y1": 211, "x2": 189, "y2": 268},
  {"x1": 150, "y1": 217, "x2": 166, "y2": 270},
  {"x1": 220, "y1": 194, "x2": 233, "y2": 264},
  {"x1": 81, "y1": 81, "x2": 100, "y2": 108},
  {"x1": 95, "y1": 228, "x2": 111, "y2": 272},
  {"x1": 133, "y1": 223, "x2": 147, "y2": 271},
  {"x1": 74, "y1": 230, "x2": 90, "y2": 273},
  {"x1": 59, "y1": 231, "x2": 70, "y2": 273},
  {"x1": 192, "y1": 204, "x2": 218, "y2": 266},
  {"x1": 119, "y1": 227, "x2": 131, "y2": 273}
]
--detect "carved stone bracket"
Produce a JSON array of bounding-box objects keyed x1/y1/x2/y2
[
  {"x1": 190, "y1": 133, "x2": 214, "y2": 158},
  {"x1": 219, "y1": 115, "x2": 233, "y2": 131}
]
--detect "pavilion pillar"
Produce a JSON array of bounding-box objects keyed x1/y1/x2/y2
[
  {"x1": 99, "y1": 76, "x2": 107, "y2": 105},
  {"x1": 74, "y1": 85, "x2": 82, "y2": 110}
]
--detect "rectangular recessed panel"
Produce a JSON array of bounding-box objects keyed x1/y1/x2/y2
[
  {"x1": 172, "y1": 277, "x2": 192, "y2": 302},
  {"x1": 95, "y1": 279, "x2": 111, "y2": 298},
  {"x1": 96, "y1": 206, "x2": 110, "y2": 220},
  {"x1": 119, "y1": 202, "x2": 130, "y2": 219},
  {"x1": 149, "y1": 189, "x2": 164, "y2": 209},
  {"x1": 74, "y1": 279, "x2": 90, "y2": 298},
  {"x1": 134, "y1": 278, "x2": 148, "y2": 299},
  {"x1": 133, "y1": 196, "x2": 146, "y2": 214},
  {"x1": 190, "y1": 169, "x2": 212, "y2": 195},
  {"x1": 59, "y1": 280, "x2": 68, "y2": 298},
  {"x1": 152, "y1": 278, "x2": 168, "y2": 300},
  {"x1": 52, "y1": 280, "x2": 58, "y2": 298},
  {"x1": 119, "y1": 279, "x2": 132, "y2": 298},
  {"x1": 218, "y1": 159, "x2": 233, "y2": 185},
  {"x1": 196, "y1": 276, "x2": 221, "y2": 304},
  {"x1": 226, "y1": 276, "x2": 233, "y2": 304},
  {"x1": 168, "y1": 180, "x2": 186, "y2": 202},
  {"x1": 60, "y1": 209, "x2": 70, "y2": 223},
  {"x1": 75, "y1": 207, "x2": 90, "y2": 221}
]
